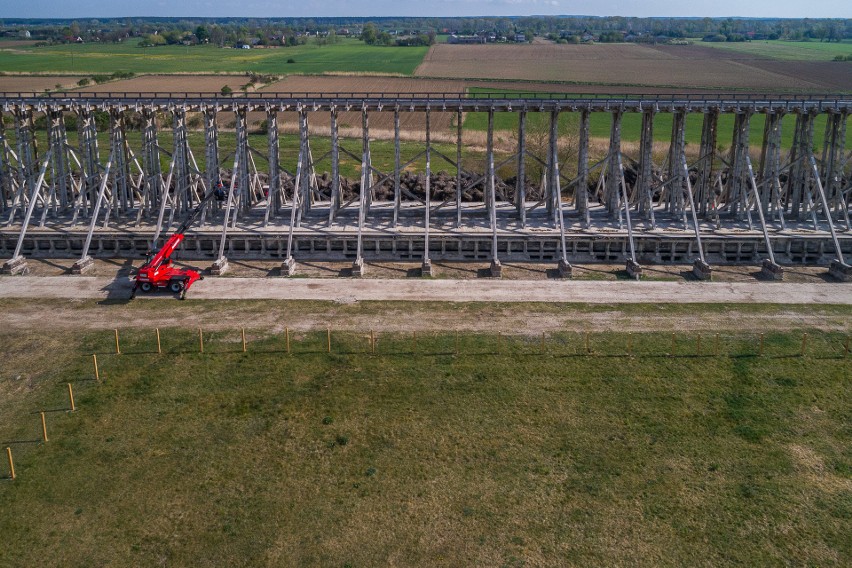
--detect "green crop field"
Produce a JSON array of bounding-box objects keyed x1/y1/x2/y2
[
  {"x1": 1, "y1": 313, "x2": 850, "y2": 567},
  {"x1": 698, "y1": 39, "x2": 852, "y2": 61},
  {"x1": 0, "y1": 38, "x2": 428, "y2": 75},
  {"x1": 464, "y1": 88, "x2": 852, "y2": 151}
]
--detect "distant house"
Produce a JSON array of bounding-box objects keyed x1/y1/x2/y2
[
  {"x1": 514, "y1": 33, "x2": 526, "y2": 43},
  {"x1": 447, "y1": 34, "x2": 485, "y2": 45},
  {"x1": 240, "y1": 44, "x2": 251, "y2": 50}
]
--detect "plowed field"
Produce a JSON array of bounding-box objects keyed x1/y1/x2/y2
[
  {"x1": 0, "y1": 75, "x2": 86, "y2": 92},
  {"x1": 415, "y1": 44, "x2": 840, "y2": 91},
  {"x1": 75, "y1": 74, "x2": 250, "y2": 93}
]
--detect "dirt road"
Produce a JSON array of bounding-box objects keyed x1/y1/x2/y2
[{"x1": 0, "y1": 275, "x2": 850, "y2": 305}]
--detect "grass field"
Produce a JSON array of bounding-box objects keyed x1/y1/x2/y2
[
  {"x1": 699, "y1": 39, "x2": 852, "y2": 61},
  {"x1": 0, "y1": 38, "x2": 428, "y2": 76},
  {"x1": 463, "y1": 88, "x2": 851, "y2": 151},
  {"x1": 0, "y1": 323, "x2": 849, "y2": 566}
]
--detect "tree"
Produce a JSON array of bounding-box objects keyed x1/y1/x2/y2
[
  {"x1": 70, "y1": 21, "x2": 81, "y2": 38},
  {"x1": 210, "y1": 26, "x2": 225, "y2": 47},
  {"x1": 195, "y1": 25, "x2": 210, "y2": 43},
  {"x1": 361, "y1": 22, "x2": 378, "y2": 45}
]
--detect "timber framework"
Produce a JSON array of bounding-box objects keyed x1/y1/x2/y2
[{"x1": 0, "y1": 91, "x2": 850, "y2": 281}]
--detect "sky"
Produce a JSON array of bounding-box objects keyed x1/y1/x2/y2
[{"x1": 0, "y1": 0, "x2": 849, "y2": 19}]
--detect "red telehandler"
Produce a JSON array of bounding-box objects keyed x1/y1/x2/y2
[{"x1": 131, "y1": 187, "x2": 221, "y2": 300}]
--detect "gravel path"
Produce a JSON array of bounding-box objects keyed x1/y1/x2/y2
[{"x1": 1, "y1": 275, "x2": 850, "y2": 304}]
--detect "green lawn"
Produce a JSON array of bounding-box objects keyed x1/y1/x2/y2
[
  {"x1": 0, "y1": 324, "x2": 849, "y2": 566},
  {"x1": 464, "y1": 88, "x2": 852, "y2": 151},
  {"x1": 0, "y1": 38, "x2": 428, "y2": 75},
  {"x1": 10, "y1": 129, "x2": 477, "y2": 180},
  {"x1": 698, "y1": 39, "x2": 852, "y2": 61}
]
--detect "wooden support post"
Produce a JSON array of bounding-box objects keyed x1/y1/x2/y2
[
  {"x1": 455, "y1": 331, "x2": 459, "y2": 355},
  {"x1": 412, "y1": 331, "x2": 417, "y2": 354},
  {"x1": 627, "y1": 333, "x2": 632, "y2": 357},
  {"x1": 155, "y1": 328, "x2": 161, "y2": 354},
  {"x1": 759, "y1": 334, "x2": 765, "y2": 357},
  {"x1": 241, "y1": 328, "x2": 247, "y2": 353},
  {"x1": 327, "y1": 328, "x2": 332, "y2": 354},
  {"x1": 67, "y1": 383, "x2": 75, "y2": 412},
  {"x1": 285, "y1": 327, "x2": 291, "y2": 354},
  {"x1": 6, "y1": 447, "x2": 14, "y2": 480},
  {"x1": 40, "y1": 411, "x2": 48, "y2": 442},
  {"x1": 497, "y1": 332, "x2": 501, "y2": 354},
  {"x1": 670, "y1": 333, "x2": 676, "y2": 356},
  {"x1": 540, "y1": 332, "x2": 545, "y2": 355},
  {"x1": 585, "y1": 332, "x2": 590, "y2": 355},
  {"x1": 370, "y1": 330, "x2": 375, "y2": 354},
  {"x1": 92, "y1": 354, "x2": 99, "y2": 382},
  {"x1": 715, "y1": 333, "x2": 720, "y2": 357},
  {"x1": 114, "y1": 329, "x2": 121, "y2": 355},
  {"x1": 199, "y1": 328, "x2": 204, "y2": 354},
  {"x1": 801, "y1": 333, "x2": 808, "y2": 357}
]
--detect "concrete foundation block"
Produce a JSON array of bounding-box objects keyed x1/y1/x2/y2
[
  {"x1": 828, "y1": 259, "x2": 852, "y2": 282},
  {"x1": 351, "y1": 257, "x2": 365, "y2": 278},
  {"x1": 626, "y1": 259, "x2": 642, "y2": 280},
  {"x1": 70, "y1": 256, "x2": 95, "y2": 275},
  {"x1": 557, "y1": 259, "x2": 573, "y2": 279},
  {"x1": 692, "y1": 259, "x2": 713, "y2": 281},
  {"x1": 0, "y1": 255, "x2": 29, "y2": 275},
  {"x1": 281, "y1": 257, "x2": 296, "y2": 277},
  {"x1": 760, "y1": 259, "x2": 785, "y2": 281},
  {"x1": 210, "y1": 256, "x2": 229, "y2": 276},
  {"x1": 489, "y1": 259, "x2": 503, "y2": 278},
  {"x1": 421, "y1": 259, "x2": 433, "y2": 277}
]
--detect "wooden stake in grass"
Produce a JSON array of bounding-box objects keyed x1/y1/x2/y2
[
  {"x1": 285, "y1": 327, "x2": 291, "y2": 355},
  {"x1": 670, "y1": 333, "x2": 676, "y2": 357},
  {"x1": 67, "y1": 383, "x2": 75, "y2": 412},
  {"x1": 801, "y1": 333, "x2": 808, "y2": 357},
  {"x1": 584, "y1": 332, "x2": 590, "y2": 355},
  {"x1": 715, "y1": 333, "x2": 720, "y2": 357},
  {"x1": 40, "y1": 411, "x2": 48, "y2": 442},
  {"x1": 6, "y1": 447, "x2": 14, "y2": 480},
  {"x1": 696, "y1": 335, "x2": 701, "y2": 357},
  {"x1": 327, "y1": 327, "x2": 332, "y2": 354},
  {"x1": 627, "y1": 333, "x2": 633, "y2": 357},
  {"x1": 540, "y1": 332, "x2": 545, "y2": 355},
  {"x1": 497, "y1": 331, "x2": 502, "y2": 354},
  {"x1": 759, "y1": 333, "x2": 765, "y2": 357},
  {"x1": 455, "y1": 330, "x2": 459, "y2": 355},
  {"x1": 114, "y1": 329, "x2": 121, "y2": 355},
  {"x1": 199, "y1": 328, "x2": 204, "y2": 354},
  {"x1": 155, "y1": 328, "x2": 162, "y2": 354},
  {"x1": 370, "y1": 330, "x2": 376, "y2": 354},
  {"x1": 412, "y1": 331, "x2": 417, "y2": 354},
  {"x1": 92, "y1": 354, "x2": 99, "y2": 382},
  {"x1": 241, "y1": 328, "x2": 247, "y2": 353}
]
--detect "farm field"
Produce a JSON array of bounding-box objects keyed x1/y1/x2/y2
[
  {"x1": 0, "y1": 319, "x2": 849, "y2": 566},
  {"x1": 697, "y1": 39, "x2": 852, "y2": 61},
  {"x1": 0, "y1": 75, "x2": 85, "y2": 92},
  {"x1": 414, "y1": 43, "x2": 852, "y2": 92},
  {"x1": 464, "y1": 89, "x2": 851, "y2": 151},
  {"x1": 75, "y1": 74, "x2": 252, "y2": 94},
  {"x1": 0, "y1": 38, "x2": 428, "y2": 76}
]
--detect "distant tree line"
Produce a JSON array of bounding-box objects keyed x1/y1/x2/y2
[{"x1": 1, "y1": 16, "x2": 849, "y2": 46}]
